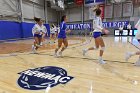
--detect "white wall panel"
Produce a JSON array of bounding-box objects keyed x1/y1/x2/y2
[
  {"x1": 84, "y1": 7, "x2": 89, "y2": 21},
  {"x1": 66, "y1": 7, "x2": 82, "y2": 22},
  {"x1": 47, "y1": 7, "x2": 58, "y2": 23},
  {"x1": 105, "y1": 5, "x2": 113, "y2": 18},
  {"x1": 0, "y1": 0, "x2": 18, "y2": 16},
  {"x1": 22, "y1": 1, "x2": 34, "y2": 19},
  {"x1": 34, "y1": 5, "x2": 45, "y2": 19}
]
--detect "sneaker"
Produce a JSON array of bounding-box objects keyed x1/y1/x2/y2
[
  {"x1": 32, "y1": 45, "x2": 37, "y2": 54},
  {"x1": 54, "y1": 53, "x2": 58, "y2": 57},
  {"x1": 58, "y1": 52, "x2": 62, "y2": 57},
  {"x1": 125, "y1": 52, "x2": 132, "y2": 61},
  {"x1": 82, "y1": 49, "x2": 87, "y2": 56},
  {"x1": 40, "y1": 42, "x2": 43, "y2": 46},
  {"x1": 98, "y1": 58, "x2": 106, "y2": 64},
  {"x1": 134, "y1": 58, "x2": 140, "y2": 66}
]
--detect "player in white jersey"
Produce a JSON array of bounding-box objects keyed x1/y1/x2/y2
[
  {"x1": 125, "y1": 19, "x2": 140, "y2": 66},
  {"x1": 50, "y1": 24, "x2": 57, "y2": 43},
  {"x1": 82, "y1": 8, "x2": 109, "y2": 64},
  {"x1": 119, "y1": 25, "x2": 123, "y2": 36},
  {"x1": 127, "y1": 23, "x2": 131, "y2": 36},
  {"x1": 32, "y1": 17, "x2": 48, "y2": 53}
]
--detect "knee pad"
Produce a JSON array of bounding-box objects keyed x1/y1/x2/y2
[
  {"x1": 100, "y1": 47, "x2": 105, "y2": 51},
  {"x1": 93, "y1": 46, "x2": 98, "y2": 50}
]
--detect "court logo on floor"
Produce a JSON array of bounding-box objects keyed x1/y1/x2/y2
[{"x1": 17, "y1": 66, "x2": 74, "y2": 90}]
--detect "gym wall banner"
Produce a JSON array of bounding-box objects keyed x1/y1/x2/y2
[
  {"x1": 67, "y1": 23, "x2": 91, "y2": 30},
  {"x1": 85, "y1": 0, "x2": 105, "y2": 4},
  {"x1": 66, "y1": 21, "x2": 129, "y2": 30},
  {"x1": 96, "y1": 0, "x2": 105, "y2": 3},
  {"x1": 102, "y1": 21, "x2": 129, "y2": 28},
  {"x1": 75, "y1": 0, "x2": 84, "y2": 5},
  {"x1": 99, "y1": 4, "x2": 105, "y2": 19}
]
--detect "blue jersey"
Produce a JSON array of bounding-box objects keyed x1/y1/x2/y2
[{"x1": 58, "y1": 21, "x2": 67, "y2": 38}]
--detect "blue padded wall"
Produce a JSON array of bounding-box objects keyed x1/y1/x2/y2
[
  {"x1": 21, "y1": 22, "x2": 35, "y2": 38},
  {"x1": 0, "y1": 21, "x2": 21, "y2": 40},
  {"x1": 0, "y1": 21, "x2": 50, "y2": 40}
]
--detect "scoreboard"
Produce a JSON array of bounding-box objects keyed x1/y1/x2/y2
[{"x1": 114, "y1": 29, "x2": 138, "y2": 36}]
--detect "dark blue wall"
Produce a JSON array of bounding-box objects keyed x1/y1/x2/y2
[
  {"x1": 0, "y1": 21, "x2": 21, "y2": 40},
  {"x1": 21, "y1": 22, "x2": 35, "y2": 38},
  {"x1": 0, "y1": 21, "x2": 50, "y2": 40}
]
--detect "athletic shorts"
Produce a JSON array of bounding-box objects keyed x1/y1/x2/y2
[
  {"x1": 93, "y1": 32, "x2": 102, "y2": 38},
  {"x1": 50, "y1": 33, "x2": 55, "y2": 35},
  {"x1": 34, "y1": 34, "x2": 42, "y2": 38},
  {"x1": 58, "y1": 35, "x2": 66, "y2": 39}
]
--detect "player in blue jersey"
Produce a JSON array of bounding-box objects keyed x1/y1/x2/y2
[
  {"x1": 54, "y1": 15, "x2": 71, "y2": 57},
  {"x1": 82, "y1": 8, "x2": 109, "y2": 64}
]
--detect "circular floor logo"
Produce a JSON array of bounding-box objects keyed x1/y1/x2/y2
[{"x1": 17, "y1": 66, "x2": 74, "y2": 90}]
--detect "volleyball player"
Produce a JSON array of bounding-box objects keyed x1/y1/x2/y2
[
  {"x1": 54, "y1": 15, "x2": 71, "y2": 57},
  {"x1": 127, "y1": 23, "x2": 132, "y2": 36},
  {"x1": 32, "y1": 17, "x2": 48, "y2": 53},
  {"x1": 125, "y1": 19, "x2": 140, "y2": 66},
  {"x1": 119, "y1": 25, "x2": 124, "y2": 36},
  {"x1": 82, "y1": 8, "x2": 109, "y2": 64},
  {"x1": 50, "y1": 24, "x2": 57, "y2": 43}
]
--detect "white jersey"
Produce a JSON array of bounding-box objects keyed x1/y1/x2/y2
[
  {"x1": 57, "y1": 27, "x2": 60, "y2": 33},
  {"x1": 50, "y1": 27, "x2": 57, "y2": 34},
  {"x1": 135, "y1": 19, "x2": 140, "y2": 39},
  {"x1": 32, "y1": 24, "x2": 47, "y2": 35},
  {"x1": 119, "y1": 26, "x2": 123, "y2": 31},
  {"x1": 127, "y1": 24, "x2": 131, "y2": 29},
  {"x1": 93, "y1": 16, "x2": 103, "y2": 32}
]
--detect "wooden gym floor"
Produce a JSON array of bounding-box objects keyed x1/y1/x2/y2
[{"x1": 0, "y1": 36, "x2": 140, "y2": 93}]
